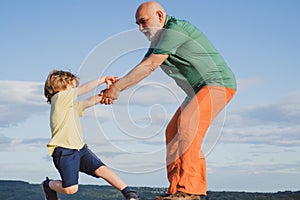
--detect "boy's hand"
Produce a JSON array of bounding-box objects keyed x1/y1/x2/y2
[
  {"x1": 100, "y1": 84, "x2": 120, "y2": 105},
  {"x1": 105, "y1": 76, "x2": 118, "y2": 89},
  {"x1": 99, "y1": 91, "x2": 114, "y2": 105}
]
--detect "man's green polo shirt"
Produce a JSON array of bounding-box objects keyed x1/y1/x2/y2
[{"x1": 145, "y1": 15, "x2": 237, "y2": 96}]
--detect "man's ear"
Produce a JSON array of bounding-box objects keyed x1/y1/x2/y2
[{"x1": 156, "y1": 10, "x2": 165, "y2": 23}]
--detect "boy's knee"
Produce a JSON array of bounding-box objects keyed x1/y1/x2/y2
[
  {"x1": 94, "y1": 165, "x2": 107, "y2": 177},
  {"x1": 63, "y1": 185, "x2": 78, "y2": 194}
]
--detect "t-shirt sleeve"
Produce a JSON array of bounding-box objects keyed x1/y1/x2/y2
[
  {"x1": 60, "y1": 88, "x2": 84, "y2": 117},
  {"x1": 153, "y1": 23, "x2": 190, "y2": 55},
  {"x1": 77, "y1": 101, "x2": 83, "y2": 117},
  {"x1": 72, "y1": 88, "x2": 84, "y2": 117},
  {"x1": 144, "y1": 47, "x2": 153, "y2": 58}
]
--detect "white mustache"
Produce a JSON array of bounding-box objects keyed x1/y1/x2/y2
[{"x1": 142, "y1": 29, "x2": 150, "y2": 34}]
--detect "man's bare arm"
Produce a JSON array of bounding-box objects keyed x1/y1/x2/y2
[{"x1": 101, "y1": 53, "x2": 168, "y2": 104}]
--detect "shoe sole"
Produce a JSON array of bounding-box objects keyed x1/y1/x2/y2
[
  {"x1": 41, "y1": 182, "x2": 47, "y2": 200},
  {"x1": 41, "y1": 183, "x2": 48, "y2": 200},
  {"x1": 155, "y1": 195, "x2": 200, "y2": 200}
]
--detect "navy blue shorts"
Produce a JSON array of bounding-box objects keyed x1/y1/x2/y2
[{"x1": 52, "y1": 145, "x2": 105, "y2": 188}]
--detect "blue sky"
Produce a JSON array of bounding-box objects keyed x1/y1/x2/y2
[{"x1": 1, "y1": 0, "x2": 300, "y2": 193}]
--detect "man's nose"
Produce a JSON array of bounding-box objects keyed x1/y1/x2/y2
[{"x1": 139, "y1": 24, "x2": 144, "y2": 32}]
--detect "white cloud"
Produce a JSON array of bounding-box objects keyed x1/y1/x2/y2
[
  {"x1": 0, "y1": 80, "x2": 47, "y2": 128},
  {"x1": 222, "y1": 91, "x2": 300, "y2": 147},
  {"x1": 0, "y1": 134, "x2": 13, "y2": 151},
  {"x1": 115, "y1": 80, "x2": 186, "y2": 106},
  {"x1": 2, "y1": 79, "x2": 299, "y2": 150},
  {"x1": 236, "y1": 77, "x2": 262, "y2": 91},
  {"x1": 0, "y1": 80, "x2": 45, "y2": 105}
]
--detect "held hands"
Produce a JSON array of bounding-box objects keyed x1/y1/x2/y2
[
  {"x1": 99, "y1": 76, "x2": 120, "y2": 105},
  {"x1": 104, "y1": 76, "x2": 118, "y2": 88}
]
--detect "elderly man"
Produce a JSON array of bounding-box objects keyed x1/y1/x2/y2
[{"x1": 101, "y1": 1, "x2": 237, "y2": 199}]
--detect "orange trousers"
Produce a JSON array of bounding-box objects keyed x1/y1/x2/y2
[{"x1": 166, "y1": 86, "x2": 236, "y2": 195}]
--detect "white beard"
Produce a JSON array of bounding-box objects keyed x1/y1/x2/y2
[{"x1": 142, "y1": 28, "x2": 160, "y2": 42}]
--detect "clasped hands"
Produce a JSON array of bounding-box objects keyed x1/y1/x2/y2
[{"x1": 99, "y1": 76, "x2": 120, "y2": 105}]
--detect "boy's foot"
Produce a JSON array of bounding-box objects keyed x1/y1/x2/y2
[
  {"x1": 124, "y1": 190, "x2": 140, "y2": 200},
  {"x1": 122, "y1": 186, "x2": 140, "y2": 200},
  {"x1": 41, "y1": 177, "x2": 59, "y2": 200},
  {"x1": 155, "y1": 191, "x2": 201, "y2": 200}
]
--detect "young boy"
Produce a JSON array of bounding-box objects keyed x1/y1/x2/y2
[{"x1": 42, "y1": 70, "x2": 140, "y2": 200}]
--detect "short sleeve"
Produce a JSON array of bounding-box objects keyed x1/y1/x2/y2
[
  {"x1": 71, "y1": 88, "x2": 83, "y2": 117},
  {"x1": 59, "y1": 88, "x2": 83, "y2": 116},
  {"x1": 153, "y1": 24, "x2": 190, "y2": 55},
  {"x1": 77, "y1": 101, "x2": 83, "y2": 117}
]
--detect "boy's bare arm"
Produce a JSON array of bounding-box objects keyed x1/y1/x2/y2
[
  {"x1": 82, "y1": 94, "x2": 103, "y2": 110},
  {"x1": 78, "y1": 78, "x2": 105, "y2": 96},
  {"x1": 78, "y1": 76, "x2": 118, "y2": 96}
]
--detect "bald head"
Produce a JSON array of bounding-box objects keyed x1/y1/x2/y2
[
  {"x1": 135, "y1": 1, "x2": 167, "y2": 41},
  {"x1": 136, "y1": 1, "x2": 166, "y2": 17}
]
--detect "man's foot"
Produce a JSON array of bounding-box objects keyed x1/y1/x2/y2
[
  {"x1": 41, "y1": 177, "x2": 59, "y2": 200},
  {"x1": 155, "y1": 191, "x2": 201, "y2": 200},
  {"x1": 154, "y1": 193, "x2": 172, "y2": 200}
]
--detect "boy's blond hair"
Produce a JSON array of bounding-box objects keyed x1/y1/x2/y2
[{"x1": 44, "y1": 70, "x2": 79, "y2": 103}]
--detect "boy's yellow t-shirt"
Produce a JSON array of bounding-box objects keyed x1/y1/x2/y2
[{"x1": 47, "y1": 88, "x2": 85, "y2": 156}]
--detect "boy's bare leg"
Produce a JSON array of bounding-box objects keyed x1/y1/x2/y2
[
  {"x1": 49, "y1": 180, "x2": 79, "y2": 195},
  {"x1": 94, "y1": 166, "x2": 140, "y2": 199},
  {"x1": 94, "y1": 165, "x2": 127, "y2": 190}
]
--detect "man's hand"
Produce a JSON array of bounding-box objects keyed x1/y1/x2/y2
[
  {"x1": 104, "y1": 76, "x2": 118, "y2": 89},
  {"x1": 100, "y1": 84, "x2": 120, "y2": 105}
]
